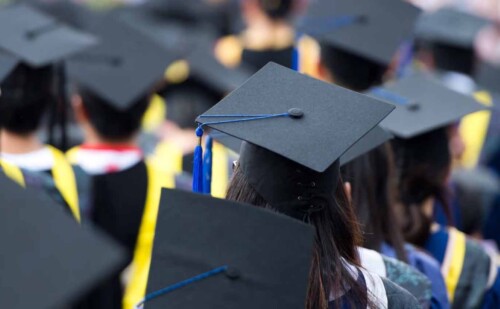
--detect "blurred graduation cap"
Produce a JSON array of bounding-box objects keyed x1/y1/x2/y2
[
  {"x1": 300, "y1": 0, "x2": 421, "y2": 65},
  {"x1": 141, "y1": 188, "x2": 314, "y2": 308},
  {"x1": 0, "y1": 4, "x2": 97, "y2": 74},
  {"x1": 0, "y1": 174, "x2": 125, "y2": 309},
  {"x1": 67, "y1": 17, "x2": 177, "y2": 111},
  {"x1": 415, "y1": 8, "x2": 490, "y2": 48},
  {"x1": 368, "y1": 74, "x2": 486, "y2": 138},
  {"x1": 196, "y1": 62, "x2": 394, "y2": 173},
  {"x1": 208, "y1": 125, "x2": 393, "y2": 167},
  {"x1": 477, "y1": 62, "x2": 500, "y2": 96}
]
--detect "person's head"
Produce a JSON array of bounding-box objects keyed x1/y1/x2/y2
[
  {"x1": 226, "y1": 142, "x2": 367, "y2": 309},
  {"x1": 0, "y1": 63, "x2": 55, "y2": 135},
  {"x1": 72, "y1": 87, "x2": 150, "y2": 143},
  {"x1": 341, "y1": 143, "x2": 407, "y2": 261},
  {"x1": 241, "y1": 0, "x2": 299, "y2": 24},
  {"x1": 317, "y1": 43, "x2": 387, "y2": 91},
  {"x1": 431, "y1": 42, "x2": 477, "y2": 76},
  {"x1": 391, "y1": 127, "x2": 452, "y2": 246},
  {"x1": 162, "y1": 80, "x2": 220, "y2": 130}
]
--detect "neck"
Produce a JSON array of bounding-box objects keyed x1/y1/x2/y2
[{"x1": 0, "y1": 130, "x2": 44, "y2": 154}]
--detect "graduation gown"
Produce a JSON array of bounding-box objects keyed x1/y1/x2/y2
[
  {"x1": 358, "y1": 247, "x2": 432, "y2": 307},
  {"x1": 330, "y1": 265, "x2": 421, "y2": 309},
  {"x1": 424, "y1": 225, "x2": 500, "y2": 308},
  {"x1": 382, "y1": 243, "x2": 450, "y2": 309},
  {"x1": 68, "y1": 149, "x2": 174, "y2": 309}
]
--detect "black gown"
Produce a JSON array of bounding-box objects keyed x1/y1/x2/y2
[
  {"x1": 241, "y1": 46, "x2": 294, "y2": 72},
  {"x1": 73, "y1": 161, "x2": 149, "y2": 309}
]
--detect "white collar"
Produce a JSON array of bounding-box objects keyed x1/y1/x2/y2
[{"x1": 1, "y1": 146, "x2": 53, "y2": 171}]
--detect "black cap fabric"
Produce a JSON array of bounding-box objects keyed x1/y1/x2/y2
[
  {"x1": 0, "y1": 174, "x2": 125, "y2": 309},
  {"x1": 301, "y1": 0, "x2": 420, "y2": 65},
  {"x1": 197, "y1": 62, "x2": 395, "y2": 173},
  {"x1": 477, "y1": 62, "x2": 500, "y2": 95},
  {"x1": 144, "y1": 188, "x2": 314, "y2": 308},
  {"x1": 415, "y1": 8, "x2": 490, "y2": 48},
  {"x1": 67, "y1": 17, "x2": 176, "y2": 110},
  {"x1": 0, "y1": 4, "x2": 97, "y2": 68},
  {"x1": 369, "y1": 74, "x2": 486, "y2": 138},
  {"x1": 339, "y1": 126, "x2": 393, "y2": 166}
]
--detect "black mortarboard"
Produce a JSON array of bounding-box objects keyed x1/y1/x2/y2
[
  {"x1": 415, "y1": 8, "x2": 490, "y2": 48},
  {"x1": 195, "y1": 63, "x2": 394, "y2": 219},
  {"x1": 369, "y1": 74, "x2": 486, "y2": 138},
  {"x1": 0, "y1": 4, "x2": 97, "y2": 69},
  {"x1": 301, "y1": 0, "x2": 421, "y2": 65},
  {"x1": 142, "y1": 188, "x2": 314, "y2": 308},
  {"x1": 477, "y1": 62, "x2": 500, "y2": 95},
  {"x1": 0, "y1": 174, "x2": 125, "y2": 309},
  {"x1": 197, "y1": 62, "x2": 395, "y2": 173},
  {"x1": 67, "y1": 17, "x2": 176, "y2": 110}
]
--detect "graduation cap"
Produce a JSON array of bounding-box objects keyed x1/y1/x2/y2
[
  {"x1": 415, "y1": 8, "x2": 490, "y2": 48},
  {"x1": 477, "y1": 62, "x2": 500, "y2": 95},
  {"x1": 0, "y1": 4, "x2": 97, "y2": 71},
  {"x1": 67, "y1": 17, "x2": 177, "y2": 110},
  {"x1": 368, "y1": 74, "x2": 486, "y2": 138},
  {"x1": 0, "y1": 174, "x2": 125, "y2": 308},
  {"x1": 141, "y1": 188, "x2": 314, "y2": 308},
  {"x1": 300, "y1": 0, "x2": 421, "y2": 66},
  {"x1": 0, "y1": 51, "x2": 19, "y2": 82},
  {"x1": 195, "y1": 63, "x2": 394, "y2": 217}
]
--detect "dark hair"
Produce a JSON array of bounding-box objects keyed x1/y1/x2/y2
[
  {"x1": 227, "y1": 165, "x2": 369, "y2": 309},
  {"x1": 341, "y1": 144, "x2": 407, "y2": 261},
  {"x1": 258, "y1": 0, "x2": 295, "y2": 20},
  {"x1": 319, "y1": 43, "x2": 387, "y2": 92},
  {"x1": 0, "y1": 64, "x2": 55, "y2": 134},
  {"x1": 431, "y1": 43, "x2": 476, "y2": 76},
  {"x1": 79, "y1": 87, "x2": 149, "y2": 141},
  {"x1": 162, "y1": 79, "x2": 219, "y2": 129},
  {"x1": 391, "y1": 127, "x2": 452, "y2": 246}
]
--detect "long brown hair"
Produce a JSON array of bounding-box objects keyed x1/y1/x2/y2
[
  {"x1": 227, "y1": 165, "x2": 369, "y2": 309},
  {"x1": 391, "y1": 127, "x2": 452, "y2": 246},
  {"x1": 341, "y1": 143, "x2": 408, "y2": 261}
]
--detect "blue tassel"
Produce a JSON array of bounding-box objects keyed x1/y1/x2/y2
[
  {"x1": 192, "y1": 126, "x2": 204, "y2": 193},
  {"x1": 202, "y1": 136, "x2": 213, "y2": 195},
  {"x1": 396, "y1": 40, "x2": 414, "y2": 78},
  {"x1": 292, "y1": 39, "x2": 300, "y2": 72}
]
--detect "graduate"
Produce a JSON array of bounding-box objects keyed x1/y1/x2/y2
[
  {"x1": 297, "y1": 1, "x2": 449, "y2": 307},
  {"x1": 215, "y1": 0, "x2": 303, "y2": 72},
  {"x1": 372, "y1": 73, "x2": 500, "y2": 309},
  {"x1": 0, "y1": 4, "x2": 98, "y2": 222},
  {"x1": 64, "y1": 17, "x2": 176, "y2": 309}
]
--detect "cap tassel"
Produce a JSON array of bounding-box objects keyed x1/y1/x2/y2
[
  {"x1": 202, "y1": 136, "x2": 213, "y2": 195},
  {"x1": 396, "y1": 39, "x2": 415, "y2": 78},
  {"x1": 192, "y1": 127, "x2": 204, "y2": 193},
  {"x1": 292, "y1": 34, "x2": 301, "y2": 72}
]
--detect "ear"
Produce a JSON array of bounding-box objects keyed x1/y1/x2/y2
[
  {"x1": 344, "y1": 181, "x2": 352, "y2": 205},
  {"x1": 71, "y1": 94, "x2": 88, "y2": 124}
]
